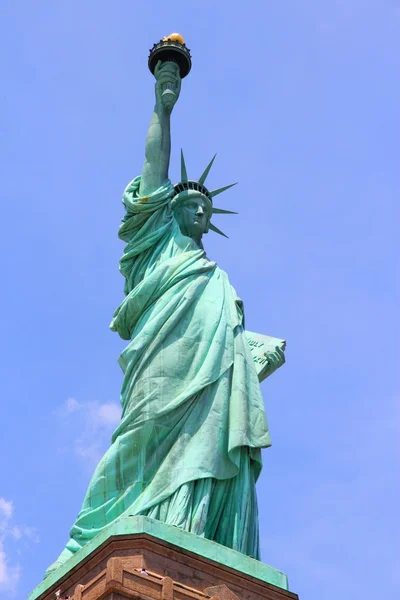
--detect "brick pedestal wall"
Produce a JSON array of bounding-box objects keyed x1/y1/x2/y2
[{"x1": 36, "y1": 534, "x2": 298, "y2": 600}]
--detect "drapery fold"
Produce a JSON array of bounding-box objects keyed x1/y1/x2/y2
[{"x1": 46, "y1": 177, "x2": 270, "y2": 574}]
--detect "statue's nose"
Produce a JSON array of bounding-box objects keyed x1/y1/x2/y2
[{"x1": 196, "y1": 206, "x2": 204, "y2": 216}]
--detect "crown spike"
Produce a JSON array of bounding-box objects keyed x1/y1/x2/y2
[
  {"x1": 209, "y1": 222, "x2": 229, "y2": 238},
  {"x1": 180, "y1": 149, "x2": 188, "y2": 182},
  {"x1": 209, "y1": 182, "x2": 238, "y2": 198},
  {"x1": 212, "y1": 207, "x2": 238, "y2": 215},
  {"x1": 198, "y1": 154, "x2": 217, "y2": 186}
]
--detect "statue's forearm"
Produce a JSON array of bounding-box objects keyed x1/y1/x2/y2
[{"x1": 139, "y1": 106, "x2": 171, "y2": 197}]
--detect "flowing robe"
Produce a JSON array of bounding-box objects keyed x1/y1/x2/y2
[{"x1": 52, "y1": 177, "x2": 271, "y2": 570}]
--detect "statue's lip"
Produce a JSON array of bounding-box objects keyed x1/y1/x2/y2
[{"x1": 161, "y1": 89, "x2": 176, "y2": 96}]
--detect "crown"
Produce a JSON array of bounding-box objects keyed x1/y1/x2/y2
[{"x1": 171, "y1": 151, "x2": 238, "y2": 238}]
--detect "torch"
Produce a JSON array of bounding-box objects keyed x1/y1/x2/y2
[{"x1": 148, "y1": 34, "x2": 191, "y2": 109}]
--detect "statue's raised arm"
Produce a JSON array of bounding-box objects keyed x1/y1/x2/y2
[{"x1": 139, "y1": 60, "x2": 181, "y2": 197}]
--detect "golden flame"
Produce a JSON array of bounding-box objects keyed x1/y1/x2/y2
[{"x1": 162, "y1": 33, "x2": 185, "y2": 44}]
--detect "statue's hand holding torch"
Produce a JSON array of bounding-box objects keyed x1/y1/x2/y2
[
  {"x1": 148, "y1": 33, "x2": 191, "y2": 114},
  {"x1": 154, "y1": 60, "x2": 181, "y2": 113}
]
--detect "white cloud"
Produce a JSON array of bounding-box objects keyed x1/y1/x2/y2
[
  {"x1": 96, "y1": 402, "x2": 122, "y2": 426},
  {"x1": 57, "y1": 396, "x2": 84, "y2": 416},
  {"x1": 0, "y1": 498, "x2": 38, "y2": 594},
  {"x1": 9, "y1": 528, "x2": 21, "y2": 542},
  {"x1": 56, "y1": 398, "x2": 122, "y2": 471},
  {"x1": 65, "y1": 397, "x2": 82, "y2": 414},
  {"x1": 9, "y1": 526, "x2": 39, "y2": 544},
  {"x1": 0, "y1": 500, "x2": 13, "y2": 521},
  {"x1": 0, "y1": 542, "x2": 8, "y2": 584},
  {"x1": 0, "y1": 540, "x2": 21, "y2": 591}
]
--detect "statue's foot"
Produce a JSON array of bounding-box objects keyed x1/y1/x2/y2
[
  {"x1": 43, "y1": 548, "x2": 74, "y2": 580},
  {"x1": 43, "y1": 564, "x2": 61, "y2": 580}
]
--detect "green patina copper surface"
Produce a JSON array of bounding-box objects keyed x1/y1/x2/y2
[
  {"x1": 29, "y1": 516, "x2": 289, "y2": 600},
  {"x1": 42, "y1": 53, "x2": 286, "y2": 581}
]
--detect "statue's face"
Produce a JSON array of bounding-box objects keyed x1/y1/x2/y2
[{"x1": 173, "y1": 194, "x2": 212, "y2": 245}]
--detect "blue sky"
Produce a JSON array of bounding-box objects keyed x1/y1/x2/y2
[{"x1": 0, "y1": 1, "x2": 399, "y2": 598}]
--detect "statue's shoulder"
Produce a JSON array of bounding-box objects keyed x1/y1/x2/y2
[{"x1": 122, "y1": 177, "x2": 174, "y2": 216}]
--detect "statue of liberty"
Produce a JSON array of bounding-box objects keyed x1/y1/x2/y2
[{"x1": 45, "y1": 35, "x2": 285, "y2": 578}]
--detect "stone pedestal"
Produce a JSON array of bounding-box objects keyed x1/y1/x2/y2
[{"x1": 29, "y1": 517, "x2": 298, "y2": 600}]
